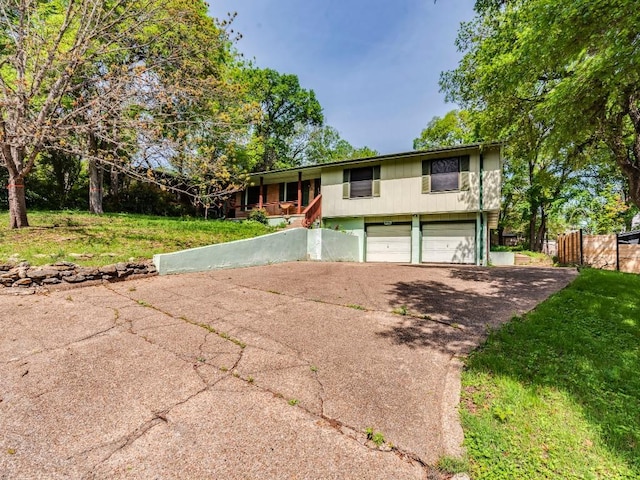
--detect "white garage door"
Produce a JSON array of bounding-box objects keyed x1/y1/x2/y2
[
  {"x1": 422, "y1": 223, "x2": 476, "y2": 264},
  {"x1": 366, "y1": 225, "x2": 411, "y2": 263}
]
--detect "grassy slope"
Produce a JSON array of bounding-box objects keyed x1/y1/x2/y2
[
  {"x1": 461, "y1": 268, "x2": 640, "y2": 479},
  {"x1": 0, "y1": 211, "x2": 276, "y2": 267}
]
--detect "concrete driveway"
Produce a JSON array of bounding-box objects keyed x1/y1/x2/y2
[{"x1": 0, "y1": 263, "x2": 576, "y2": 479}]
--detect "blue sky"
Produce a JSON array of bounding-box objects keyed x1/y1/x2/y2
[{"x1": 208, "y1": 0, "x2": 477, "y2": 155}]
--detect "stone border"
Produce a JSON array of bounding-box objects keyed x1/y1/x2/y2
[{"x1": 0, "y1": 260, "x2": 157, "y2": 293}]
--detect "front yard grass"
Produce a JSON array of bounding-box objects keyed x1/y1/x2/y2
[
  {"x1": 0, "y1": 210, "x2": 277, "y2": 267},
  {"x1": 461, "y1": 268, "x2": 640, "y2": 479}
]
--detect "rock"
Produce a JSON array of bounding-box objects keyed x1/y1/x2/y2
[
  {"x1": 1, "y1": 278, "x2": 14, "y2": 287},
  {"x1": 53, "y1": 261, "x2": 76, "y2": 267},
  {"x1": 27, "y1": 269, "x2": 60, "y2": 281},
  {"x1": 41, "y1": 277, "x2": 62, "y2": 285},
  {"x1": 115, "y1": 262, "x2": 129, "y2": 272},
  {"x1": 17, "y1": 267, "x2": 29, "y2": 279},
  {"x1": 0, "y1": 264, "x2": 14, "y2": 272},
  {"x1": 17, "y1": 261, "x2": 30, "y2": 268},
  {"x1": 0, "y1": 271, "x2": 18, "y2": 281},
  {"x1": 117, "y1": 269, "x2": 133, "y2": 278},
  {"x1": 59, "y1": 270, "x2": 74, "y2": 277},
  {"x1": 147, "y1": 265, "x2": 157, "y2": 274},
  {"x1": 99, "y1": 265, "x2": 117, "y2": 275},
  {"x1": 63, "y1": 275, "x2": 86, "y2": 283},
  {"x1": 13, "y1": 278, "x2": 33, "y2": 287},
  {"x1": 77, "y1": 268, "x2": 99, "y2": 278}
]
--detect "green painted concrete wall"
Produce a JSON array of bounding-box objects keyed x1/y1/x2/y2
[
  {"x1": 489, "y1": 251, "x2": 515, "y2": 266},
  {"x1": 311, "y1": 228, "x2": 359, "y2": 262},
  {"x1": 322, "y1": 217, "x2": 365, "y2": 262},
  {"x1": 154, "y1": 228, "x2": 360, "y2": 275},
  {"x1": 154, "y1": 228, "x2": 308, "y2": 275}
]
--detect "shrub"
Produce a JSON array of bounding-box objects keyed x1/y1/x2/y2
[{"x1": 247, "y1": 208, "x2": 269, "y2": 225}]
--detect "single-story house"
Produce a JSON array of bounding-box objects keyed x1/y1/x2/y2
[{"x1": 232, "y1": 142, "x2": 502, "y2": 266}]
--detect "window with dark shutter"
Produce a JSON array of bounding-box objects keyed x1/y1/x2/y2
[
  {"x1": 431, "y1": 158, "x2": 459, "y2": 192},
  {"x1": 422, "y1": 155, "x2": 470, "y2": 193},
  {"x1": 350, "y1": 167, "x2": 373, "y2": 197}
]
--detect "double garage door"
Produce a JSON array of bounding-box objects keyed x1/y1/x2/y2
[{"x1": 365, "y1": 222, "x2": 476, "y2": 264}]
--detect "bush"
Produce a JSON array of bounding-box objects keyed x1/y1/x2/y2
[{"x1": 247, "y1": 208, "x2": 268, "y2": 225}]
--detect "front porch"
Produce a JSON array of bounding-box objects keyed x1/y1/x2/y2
[{"x1": 231, "y1": 169, "x2": 322, "y2": 228}]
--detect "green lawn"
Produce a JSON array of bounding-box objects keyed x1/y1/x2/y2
[
  {"x1": 458, "y1": 268, "x2": 640, "y2": 479},
  {"x1": 0, "y1": 211, "x2": 277, "y2": 267}
]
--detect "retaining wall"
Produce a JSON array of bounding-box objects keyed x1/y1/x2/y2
[{"x1": 153, "y1": 228, "x2": 359, "y2": 275}]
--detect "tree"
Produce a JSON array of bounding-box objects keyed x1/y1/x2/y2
[
  {"x1": 441, "y1": 0, "x2": 640, "y2": 211},
  {"x1": 31, "y1": 149, "x2": 86, "y2": 210},
  {"x1": 304, "y1": 125, "x2": 378, "y2": 165},
  {"x1": 243, "y1": 68, "x2": 324, "y2": 171},
  {"x1": 413, "y1": 110, "x2": 479, "y2": 150},
  {"x1": 0, "y1": 0, "x2": 249, "y2": 227},
  {"x1": 561, "y1": 148, "x2": 639, "y2": 234}
]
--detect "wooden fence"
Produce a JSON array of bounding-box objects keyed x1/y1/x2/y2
[{"x1": 557, "y1": 230, "x2": 640, "y2": 274}]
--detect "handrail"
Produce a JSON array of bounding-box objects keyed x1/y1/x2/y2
[{"x1": 302, "y1": 194, "x2": 322, "y2": 228}]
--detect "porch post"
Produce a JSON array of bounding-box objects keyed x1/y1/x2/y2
[
  {"x1": 297, "y1": 171, "x2": 302, "y2": 214},
  {"x1": 259, "y1": 176, "x2": 264, "y2": 209}
]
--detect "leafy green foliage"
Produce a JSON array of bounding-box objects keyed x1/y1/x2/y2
[
  {"x1": 442, "y1": 0, "x2": 640, "y2": 213},
  {"x1": 461, "y1": 269, "x2": 640, "y2": 478},
  {"x1": 365, "y1": 427, "x2": 386, "y2": 447},
  {"x1": 0, "y1": 0, "x2": 253, "y2": 227},
  {"x1": 247, "y1": 208, "x2": 269, "y2": 225},
  {"x1": 243, "y1": 67, "x2": 324, "y2": 171},
  {"x1": 413, "y1": 110, "x2": 479, "y2": 150},
  {"x1": 304, "y1": 125, "x2": 378, "y2": 165}
]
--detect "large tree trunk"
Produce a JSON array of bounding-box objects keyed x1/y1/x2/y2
[
  {"x1": 528, "y1": 204, "x2": 538, "y2": 251},
  {"x1": 7, "y1": 170, "x2": 29, "y2": 228},
  {"x1": 533, "y1": 207, "x2": 547, "y2": 252},
  {"x1": 5, "y1": 145, "x2": 29, "y2": 228},
  {"x1": 89, "y1": 157, "x2": 104, "y2": 214}
]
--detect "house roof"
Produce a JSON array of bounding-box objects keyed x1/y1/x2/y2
[{"x1": 249, "y1": 142, "x2": 503, "y2": 181}]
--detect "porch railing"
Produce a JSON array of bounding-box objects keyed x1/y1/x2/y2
[{"x1": 302, "y1": 194, "x2": 322, "y2": 228}]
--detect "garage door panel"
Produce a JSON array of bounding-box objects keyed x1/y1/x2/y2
[
  {"x1": 367, "y1": 225, "x2": 411, "y2": 263},
  {"x1": 367, "y1": 225, "x2": 410, "y2": 237},
  {"x1": 422, "y1": 223, "x2": 475, "y2": 264}
]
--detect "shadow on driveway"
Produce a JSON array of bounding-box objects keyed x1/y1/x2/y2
[{"x1": 379, "y1": 265, "x2": 576, "y2": 354}]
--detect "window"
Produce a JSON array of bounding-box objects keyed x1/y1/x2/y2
[
  {"x1": 342, "y1": 166, "x2": 381, "y2": 199},
  {"x1": 279, "y1": 182, "x2": 293, "y2": 203},
  {"x1": 422, "y1": 156, "x2": 470, "y2": 193},
  {"x1": 246, "y1": 185, "x2": 262, "y2": 207},
  {"x1": 279, "y1": 181, "x2": 308, "y2": 204}
]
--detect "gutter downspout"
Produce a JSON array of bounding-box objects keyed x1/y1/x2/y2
[{"x1": 479, "y1": 152, "x2": 485, "y2": 265}]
